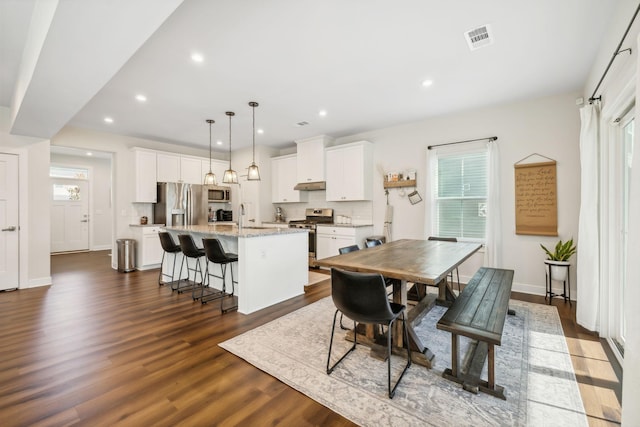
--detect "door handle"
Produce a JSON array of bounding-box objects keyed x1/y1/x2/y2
[{"x1": 2, "y1": 226, "x2": 16, "y2": 232}]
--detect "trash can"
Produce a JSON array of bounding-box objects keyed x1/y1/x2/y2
[
  {"x1": 116, "y1": 238, "x2": 136, "y2": 273},
  {"x1": 365, "y1": 235, "x2": 386, "y2": 245}
]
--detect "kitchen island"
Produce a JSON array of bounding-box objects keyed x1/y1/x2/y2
[{"x1": 164, "y1": 224, "x2": 308, "y2": 314}]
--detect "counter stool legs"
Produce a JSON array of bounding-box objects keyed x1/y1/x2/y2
[
  {"x1": 201, "y1": 238, "x2": 238, "y2": 313},
  {"x1": 158, "y1": 232, "x2": 182, "y2": 287},
  {"x1": 202, "y1": 260, "x2": 238, "y2": 313},
  {"x1": 158, "y1": 250, "x2": 179, "y2": 287},
  {"x1": 176, "y1": 234, "x2": 206, "y2": 297}
]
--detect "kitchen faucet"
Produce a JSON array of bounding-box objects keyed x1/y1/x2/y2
[{"x1": 238, "y1": 203, "x2": 245, "y2": 231}]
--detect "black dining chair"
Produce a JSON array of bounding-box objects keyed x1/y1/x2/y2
[
  {"x1": 327, "y1": 268, "x2": 411, "y2": 398},
  {"x1": 338, "y1": 244, "x2": 360, "y2": 254},
  {"x1": 337, "y1": 245, "x2": 361, "y2": 329},
  {"x1": 365, "y1": 239, "x2": 383, "y2": 248},
  {"x1": 428, "y1": 236, "x2": 461, "y2": 293}
]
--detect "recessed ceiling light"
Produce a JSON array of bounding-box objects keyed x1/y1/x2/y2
[
  {"x1": 319, "y1": 110, "x2": 327, "y2": 117},
  {"x1": 104, "y1": 117, "x2": 114, "y2": 123},
  {"x1": 86, "y1": 152, "x2": 93, "y2": 156},
  {"x1": 257, "y1": 128, "x2": 264, "y2": 134},
  {"x1": 422, "y1": 80, "x2": 433, "y2": 87},
  {"x1": 135, "y1": 94, "x2": 147, "y2": 102},
  {"x1": 191, "y1": 52, "x2": 204, "y2": 63},
  {"x1": 216, "y1": 140, "x2": 223, "y2": 145}
]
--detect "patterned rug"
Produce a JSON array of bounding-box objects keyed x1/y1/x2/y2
[{"x1": 220, "y1": 297, "x2": 587, "y2": 426}]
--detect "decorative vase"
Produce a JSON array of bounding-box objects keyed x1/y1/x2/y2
[{"x1": 544, "y1": 260, "x2": 570, "y2": 281}]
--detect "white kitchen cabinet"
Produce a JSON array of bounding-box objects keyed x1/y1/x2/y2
[
  {"x1": 131, "y1": 225, "x2": 164, "y2": 270},
  {"x1": 156, "y1": 153, "x2": 181, "y2": 183},
  {"x1": 326, "y1": 141, "x2": 373, "y2": 201},
  {"x1": 316, "y1": 225, "x2": 373, "y2": 260},
  {"x1": 132, "y1": 148, "x2": 157, "y2": 203},
  {"x1": 180, "y1": 156, "x2": 203, "y2": 184},
  {"x1": 295, "y1": 135, "x2": 333, "y2": 184},
  {"x1": 272, "y1": 154, "x2": 306, "y2": 203}
]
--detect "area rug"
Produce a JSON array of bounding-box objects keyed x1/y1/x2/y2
[{"x1": 220, "y1": 297, "x2": 587, "y2": 426}]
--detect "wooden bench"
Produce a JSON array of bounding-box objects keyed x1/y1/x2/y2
[{"x1": 436, "y1": 267, "x2": 515, "y2": 399}]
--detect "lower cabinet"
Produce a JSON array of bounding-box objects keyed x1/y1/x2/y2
[
  {"x1": 131, "y1": 226, "x2": 164, "y2": 270},
  {"x1": 316, "y1": 225, "x2": 373, "y2": 260}
]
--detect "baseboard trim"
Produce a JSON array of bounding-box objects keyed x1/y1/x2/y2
[{"x1": 24, "y1": 276, "x2": 52, "y2": 288}]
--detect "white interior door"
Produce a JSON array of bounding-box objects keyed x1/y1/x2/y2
[
  {"x1": 51, "y1": 179, "x2": 89, "y2": 253},
  {"x1": 0, "y1": 154, "x2": 19, "y2": 290}
]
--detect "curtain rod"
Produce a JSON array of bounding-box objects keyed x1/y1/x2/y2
[
  {"x1": 427, "y1": 136, "x2": 497, "y2": 150},
  {"x1": 589, "y1": 2, "x2": 640, "y2": 103}
]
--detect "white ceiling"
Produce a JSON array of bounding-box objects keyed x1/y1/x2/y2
[{"x1": 1, "y1": 0, "x2": 620, "y2": 153}]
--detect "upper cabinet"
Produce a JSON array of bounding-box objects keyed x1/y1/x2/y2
[
  {"x1": 295, "y1": 135, "x2": 333, "y2": 184},
  {"x1": 272, "y1": 154, "x2": 306, "y2": 203},
  {"x1": 156, "y1": 153, "x2": 180, "y2": 183},
  {"x1": 325, "y1": 141, "x2": 373, "y2": 201},
  {"x1": 180, "y1": 156, "x2": 202, "y2": 184},
  {"x1": 132, "y1": 148, "x2": 157, "y2": 203}
]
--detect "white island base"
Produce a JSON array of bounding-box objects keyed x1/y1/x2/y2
[{"x1": 164, "y1": 225, "x2": 308, "y2": 314}]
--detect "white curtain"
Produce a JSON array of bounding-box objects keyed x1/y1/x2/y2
[
  {"x1": 576, "y1": 103, "x2": 600, "y2": 331},
  {"x1": 485, "y1": 140, "x2": 501, "y2": 267}
]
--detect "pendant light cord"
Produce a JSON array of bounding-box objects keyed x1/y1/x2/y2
[{"x1": 208, "y1": 120, "x2": 212, "y2": 171}]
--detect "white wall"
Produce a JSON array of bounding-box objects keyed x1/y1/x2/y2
[
  {"x1": 50, "y1": 152, "x2": 113, "y2": 250},
  {"x1": 0, "y1": 106, "x2": 51, "y2": 288},
  {"x1": 331, "y1": 92, "x2": 581, "y2": 296}
]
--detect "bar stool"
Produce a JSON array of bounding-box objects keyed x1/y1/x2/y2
[
  {"x1": 158, "y1": 232, "x2": 181, "y2": 287},
  {"x1": 201, "y1": 238, "x2": 238, "y2": 313},
  {"x1": 176, "y1": 234, "x2": 206, "y2": 299}
]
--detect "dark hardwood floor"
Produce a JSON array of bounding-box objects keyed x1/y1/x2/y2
[{"x1": 0, "y1": 251, "x2": 621, "y2": 426}]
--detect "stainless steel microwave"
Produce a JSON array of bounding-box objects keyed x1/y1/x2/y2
[{"x1": 207, "y1": 186, "x2": 231, "y2": 202}]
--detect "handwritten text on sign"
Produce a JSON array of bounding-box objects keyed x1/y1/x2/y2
[{"x1": 514, "y1": 161, "x2": 557, "y2": 236}]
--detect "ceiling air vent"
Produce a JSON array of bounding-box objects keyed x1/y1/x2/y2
[
  {"x1": 295, "y1": 121, "x2": 310, "y2": 127},
  {"x1": 464, "y1": 24, "x2": 493, "y2": 51}
]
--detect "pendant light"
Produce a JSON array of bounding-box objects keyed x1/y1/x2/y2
[
  {"x1": 246, "y1": 101, "x2": 261, "y2": 181},
  {"x1": 222, "y1": 111, "x2": 238, "y2": 184},
  {"x1": 203, "y1": 119, "x2": 217, "y2": 185}
]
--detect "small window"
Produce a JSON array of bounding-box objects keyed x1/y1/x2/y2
[
  {"x1": 430, "y1": 149, "x2": 488, "y2": 240},
  {"x1": 53, "y1": 184, "x2": 82, "y2": 201},
  {"x1": 50, "y1": 166, "x2": 89, "y2": 179}
]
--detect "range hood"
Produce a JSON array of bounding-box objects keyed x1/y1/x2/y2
[{"x1": 294, "y1": 181, "x2": 326, "y2": 191}]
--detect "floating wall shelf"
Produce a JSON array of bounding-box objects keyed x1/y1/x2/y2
[{"x1": 383, "y1": 179, "x2": 416, "y2": 189}]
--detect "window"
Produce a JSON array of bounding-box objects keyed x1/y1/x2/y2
[
  {"x1": 430, "y1": 148, "x2": 488, "y2": 241},
  {"x1": 50, "y1": 166, "x2": 88, "y2": 179},
  {"x1": 52, "y1": 184, "x2": 82, "y2": 201}
]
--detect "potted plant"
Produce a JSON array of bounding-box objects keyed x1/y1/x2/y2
[{"x1": 540, "y1": 238, "x2": 576, "y2": 281}]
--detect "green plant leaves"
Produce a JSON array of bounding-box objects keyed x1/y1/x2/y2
[{"x1": 540, "y1": 238, "x2": 576, "y2": 261}]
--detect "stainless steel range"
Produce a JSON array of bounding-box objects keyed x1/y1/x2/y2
[{"x1": 289, "y1": 208, "x2": 334, "y2": 264}]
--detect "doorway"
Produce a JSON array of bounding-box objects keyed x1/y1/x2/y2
[
  {"x1": 0, "y1": 153, "x2": 19, "y2": 290},
  {"x1": 51, "y1": 178, "x2": 90, "y2": 253}
]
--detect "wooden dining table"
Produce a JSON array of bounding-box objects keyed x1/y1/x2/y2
[{"x1": 315, "y1": 238, "x2": 482, "y2": 368}]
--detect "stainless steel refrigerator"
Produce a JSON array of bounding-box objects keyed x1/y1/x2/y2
[{"x1": 154, "y1": 182, "x2": 207, "y2": 226}]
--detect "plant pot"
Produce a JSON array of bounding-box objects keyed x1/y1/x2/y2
[{"x1": 544, "y1": 260, "x2": 570, "y2": 282}]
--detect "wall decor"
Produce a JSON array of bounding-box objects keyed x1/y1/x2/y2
[{"x1": 514, "y1": 154, "x2": 558, "y2": 236}]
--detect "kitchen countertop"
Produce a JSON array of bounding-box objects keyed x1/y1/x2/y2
[
  {"x1": 129, "y1": 223, "x2": 165, "y2": 227},
  {"x1": 164, "y1": 224, "x2": 308, "y2": 238}
]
